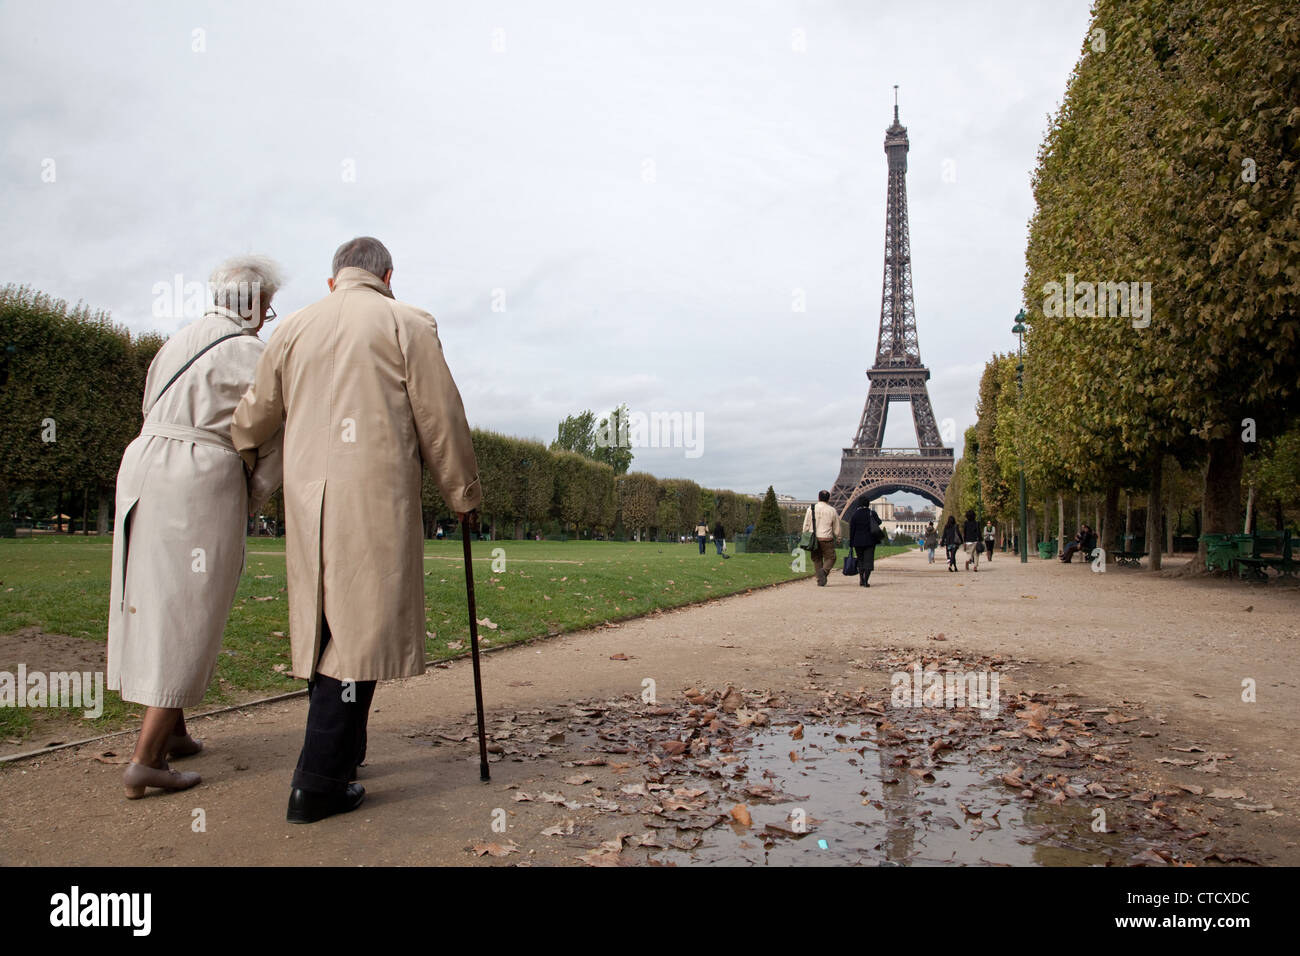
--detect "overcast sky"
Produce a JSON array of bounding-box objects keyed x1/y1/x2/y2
[{"x1": 1, "y1": 0, "x2": 1093, "y2": 505}]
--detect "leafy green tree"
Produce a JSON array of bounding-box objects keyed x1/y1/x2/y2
[
  {"x1": 550, "y1": 410, "x2": 596, "y2": 459},
  {"x1": 616, "y1": 472, "x2": 659, "y2": 540},
  {"x1": 593, "y1": 403, "x2": 634, "y2": 474}
]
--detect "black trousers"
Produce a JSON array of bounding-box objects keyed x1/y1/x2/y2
[
  {"x1": 854, "y1": 547, "x2": 875, "y2": 581},
  {"x1": 291, "y1": 618, "x2": 376, "y2": 795}
]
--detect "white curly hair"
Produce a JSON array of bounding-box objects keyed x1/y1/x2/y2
[{"x1": 209, "y1": 254, "x2": 285, "y2": 319}]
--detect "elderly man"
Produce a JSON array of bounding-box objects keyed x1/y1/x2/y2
[
  {"x1": 231, "y1": 237, "x2": 481, "y2": 824},
  {"x1": 802, "y1": 490, "x2": 842, "y2": 587}
]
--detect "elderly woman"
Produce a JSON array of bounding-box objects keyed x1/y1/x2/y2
[{"x1": 107, "y1": 256, "x2": 285, "y2": 798}]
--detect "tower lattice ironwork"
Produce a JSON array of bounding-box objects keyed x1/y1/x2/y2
[{"x1": 830, "y1": 95, "x2": 954, "y2": 520}]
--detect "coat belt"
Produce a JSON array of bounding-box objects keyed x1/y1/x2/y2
[{"x1": 140, "y1": 422, "x2": 237, "y2": 454}]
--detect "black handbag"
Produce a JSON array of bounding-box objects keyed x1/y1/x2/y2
[{"x1": 842, "y1": 546, "x2": 858, "y2": 575}]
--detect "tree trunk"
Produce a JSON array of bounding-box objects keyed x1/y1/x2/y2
[
  {"x1": 55, "y1": 487, "x2": 63, "y2": 533},
  {"x1": 1243, "y1": 486, "x2": 1255, "y2": 533},
  {"x1": 1102, "y1": 485, "x2": 1120, "y2": 552},
  {"x1": 0, "y1": 478, "x2": 13, "y2": 538},
  {"x1": 81, "y1": 487, "x2": 89, "y2": 534},
  {"x1": 1166, "y1": 500, "x2": 1174, "y2": 555},
  {"x1": 1277, "y1": 499, "x2": 1286, "y2": 534},
  {"x1": 1124, "y1": 493, "x2": 1132, "y2": 539},
  {"x1": 1199, "y1": 434, "x2": 1244, "y2": 565},
  {"x1": 1147, "y1": 452, "x2": 1163, "y2": 571},
  {"x1": 1094, "y1": 498, "x2": 1100, "y2": 536},
  {"x1": 97, "y1": 488, "x2": 110, "y2": 535},
  {"x1": 1057, "y1": 494, "x2": 1065, "y2": 556}
]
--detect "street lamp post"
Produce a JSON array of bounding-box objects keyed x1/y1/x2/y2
[{"x1": 1013, "y1": 310, "x2": 1028, "y2": 563}]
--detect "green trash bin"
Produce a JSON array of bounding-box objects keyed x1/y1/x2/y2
[
  {"x1": 1036, "y1": 540, "x2": 1055, "y2": 560},
  {"x1": 1201, "y1": 533, "x2": 1236, "y2": 572}
]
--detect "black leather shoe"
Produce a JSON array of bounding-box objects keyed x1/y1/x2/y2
[{"x1": 286, "y1": 783, "x2": 365, "y2": 824}]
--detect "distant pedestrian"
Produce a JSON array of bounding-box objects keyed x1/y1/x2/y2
[
  {"x1": 924, "y1": 522, "x2": 938, "y2": 563},
  {"x1": 963, "y1": 509, "x2": 981, "y2": 571},
  {"x1": 848, "y1": 505, "x2": 884, "y2": 587},
  {"x1": 941, "y1": 515, "x2": 961, "y2": 571},
  {"x1": 802, "y1": 491, "x2": 841, "y2": 587},
  {"x1": 713, "y1": 520, "x2": 726, "y2": 555},
  {"x1": 695, "y1": 521, "x2": 708, "y2": 554},
  {"x1": 983, "y1": 520, "x2": 995, "y2": 564}
]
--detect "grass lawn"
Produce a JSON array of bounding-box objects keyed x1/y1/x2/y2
[{"x1": 0, "y1": 536, "x2": 909, "y2": 742}]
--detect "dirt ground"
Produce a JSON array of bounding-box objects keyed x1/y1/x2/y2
[{"x1": 1, "y1": 547, "x2": 1297, "y2": 866}]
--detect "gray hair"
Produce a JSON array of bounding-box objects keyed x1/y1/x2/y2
[
  {"x1": 332, "y1": 236, "x2": 393, "y2": 280},
  {"x1": 210, "y1": 254, "x2": 285, "y2": 320}
]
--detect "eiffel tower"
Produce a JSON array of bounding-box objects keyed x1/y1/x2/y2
[{"x1": 830, "y1": 93, "x2": 953, "y2": 521}]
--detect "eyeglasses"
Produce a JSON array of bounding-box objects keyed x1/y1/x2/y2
[{"x1": 265, "y1": 304, "x2": 276, "y2": 320}]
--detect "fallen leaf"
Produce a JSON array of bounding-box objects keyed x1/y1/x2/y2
[
  {"x1": 1207, "y1": 788, "x2": 1247, "y2": 800},
  {"x1": 729, "y1": 804, "x2": 753, "y2": 827},
  {"x1": 471, "y1": 840, "x2": 520, "y2": 858}
]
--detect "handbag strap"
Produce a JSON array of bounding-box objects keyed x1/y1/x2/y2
[{"x1": 147, "y1": 332, "x2": 245, "y2": 416}]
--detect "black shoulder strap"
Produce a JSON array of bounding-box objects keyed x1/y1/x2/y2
[{"x1": 148, "y1": 332, "x2": 245, "y2": 415}]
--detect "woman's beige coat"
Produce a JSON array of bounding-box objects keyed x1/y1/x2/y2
[
  {"x1": 107, "y1": 308, "x2": 283, "y2": 708},
  {"x1": 230, "y1": 268, "x2": 481, "y2": 682}
]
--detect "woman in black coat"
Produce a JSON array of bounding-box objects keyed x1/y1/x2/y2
[{"x1": 848, "y1": 506, "x2": 883, "y2": 587}]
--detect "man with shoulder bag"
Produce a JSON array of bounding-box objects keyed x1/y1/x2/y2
[{"x1": 802, "y1": 490, "x2": 842, "y2": 587}]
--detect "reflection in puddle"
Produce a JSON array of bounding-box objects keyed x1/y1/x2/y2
[{"x1": 649, "y1": 721, "x2": 1147, "y2": 866}]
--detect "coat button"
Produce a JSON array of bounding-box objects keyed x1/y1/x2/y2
[{"x1": 129, "y1": 606, "x2": 137, "y2": 613}]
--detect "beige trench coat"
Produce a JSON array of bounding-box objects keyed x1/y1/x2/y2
[
  {"x1": 107, "y1": 308, "x2": 283, "y2": 708},
  {"x1": 231, "y1": 268, "x2": 481, "y2": 682}
]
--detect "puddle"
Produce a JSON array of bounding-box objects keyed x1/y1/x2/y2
[
  {"x1": 422, "y1": 673, "x2": 1222, "y2": 866},
  {"x1": 642, "y1": 721, "x2": 1145, "y2": 866}
]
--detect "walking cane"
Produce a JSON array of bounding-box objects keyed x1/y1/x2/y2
[{"x1": 460, "y1": 512, "x2": 490, "y2": 782}]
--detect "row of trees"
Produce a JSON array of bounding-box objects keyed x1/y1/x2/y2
[
  {"x1": 0, "y1": 285, "x2": 165, "y2": 535},
  {"x1": 946, "y1": 0, "x2": 1300, "y2": 568},
  {"x1": 422, "y1": 428, "x2": 761, "y2": 541}
]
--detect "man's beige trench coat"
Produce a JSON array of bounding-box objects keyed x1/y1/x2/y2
[
  {"x1": 107, "y1": 308, "x2": 283, "y2": 708},
  {"x1": 231, "y1": 267, "x2": 481, "y2": 682}
]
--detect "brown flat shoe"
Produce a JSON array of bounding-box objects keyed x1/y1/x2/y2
[
  {"x1": 123, "y1": 760, "x2": 201, "y2": 799},
  {"x1": 166, "y1": 733, "x2": 204, "y2": 759}
]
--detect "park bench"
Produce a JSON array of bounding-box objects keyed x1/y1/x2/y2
[
  {"x1": 1113, "y1": 534, "x2": 1146, "y2": 567},
  {"x1": 1234, "y1": 531, "x2": 1297, "y2": 581}
]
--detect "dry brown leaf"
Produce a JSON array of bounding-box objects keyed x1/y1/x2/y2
[{"x1": 471, "y1": 840, "x2": 520, "y2": 858}]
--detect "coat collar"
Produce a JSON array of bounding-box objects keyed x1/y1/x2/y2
[
  {"x1": 204, "y1": 305, "x2": 256, "y2": 331},
  {"x1": 332, "y1": 266, "x2": 395, "y2": 298}
]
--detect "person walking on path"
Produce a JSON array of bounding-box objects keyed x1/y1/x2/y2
[
  {"x1": 802, "y1": 491, "x2": 841, "y2": 587},
  {"x1": 963, "y1": 509, "x2": 982, "y2": 571},
  {"x1": 695, "y1": 521, "x2": 709, "y2": 554},
  {"x1": 232, "y1": 237, "x2": 481, "y2": 825},
  {"x1": 983, "y1": 520, "x2": 996, "y2": 564},
  {"x1": 941, "y1": 515, "x2": 962, "y2": 571},
  {"x1": 848, "y1": 505, "x2": 884, "y2": 587},
  {"x1": 108, "y1": 256, "x2": 285, "y2": 800},
  {"x1": 924, "y1": 522, "x2": 939, "y2": 564},
  {"x1": 712, "y1": 519, "x2": 726, "y2": 555}
]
